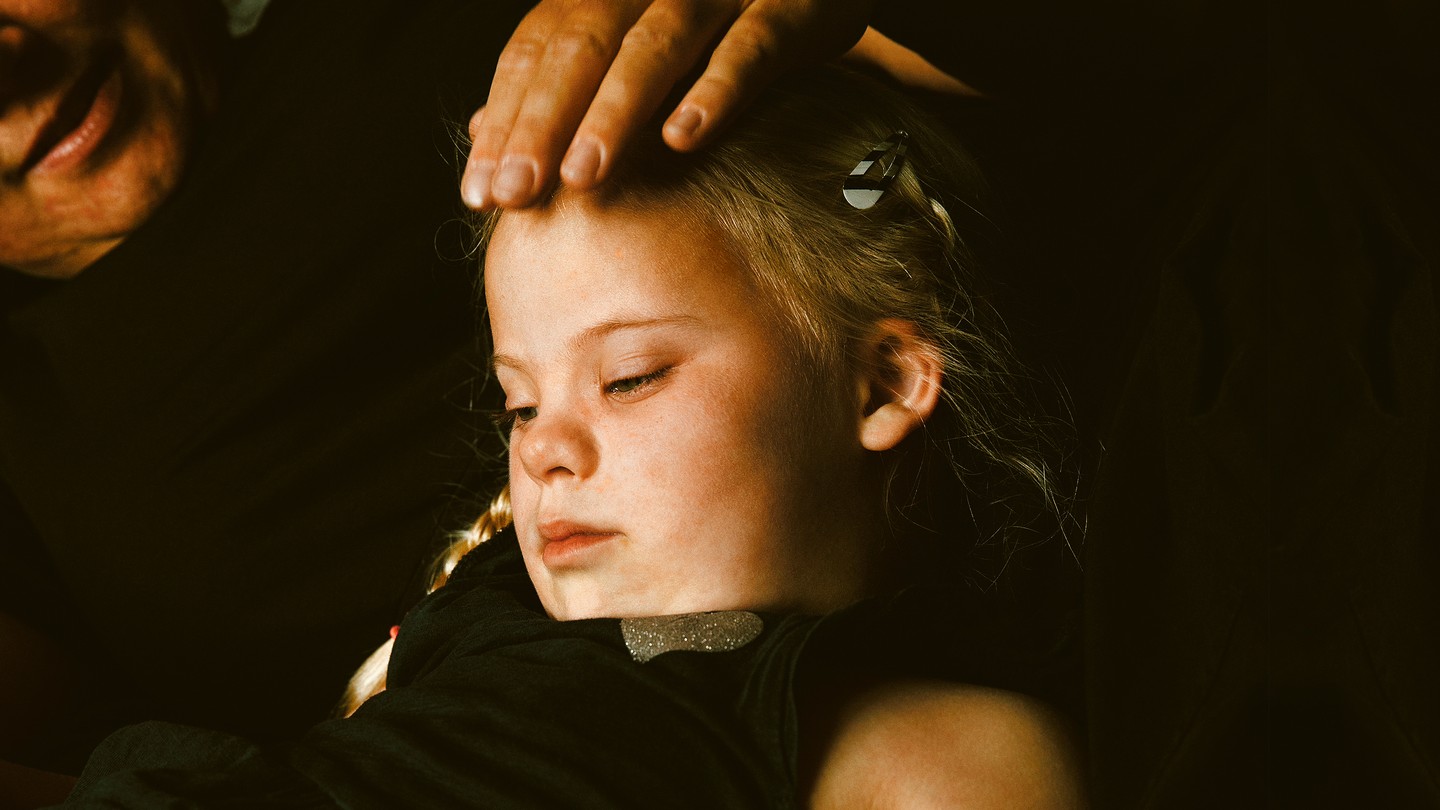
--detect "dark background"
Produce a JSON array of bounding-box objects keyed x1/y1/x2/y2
[
  {"x1": 877, "y1": 0, "x2": 1440, "y2": 806},
  {"x1": 2, "y1": 0, "x2": 1436, "y2": 805}
]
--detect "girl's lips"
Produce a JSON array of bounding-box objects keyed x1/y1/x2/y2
[
  {"x1": 538, "y1": 520, "x2": 619, "y2": 568},
  {"x1": 28, "y1": 59, "x2": 122, "y2": 177}
]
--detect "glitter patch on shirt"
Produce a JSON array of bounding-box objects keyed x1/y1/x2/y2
[{"x1": 620, "y1": 611, "x2": 764, "y2": 663}]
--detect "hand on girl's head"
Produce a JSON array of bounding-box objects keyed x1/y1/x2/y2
[
  {"x1": 484, "y1": 198, "x2": 935, "y2": 621},
  {"x1": 459, "y1": 0, "x2": 876, "y2": 210}
]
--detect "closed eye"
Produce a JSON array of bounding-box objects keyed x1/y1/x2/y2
[
  {"x1": 491, "y1": 405, "x2": 537, "y2": 436},
  {"x1": 490, "y1": 367, "x2": 671, "y2": 438},
  {"x1": 606, "y1": 367, "x2": 671, "y2": 398}
]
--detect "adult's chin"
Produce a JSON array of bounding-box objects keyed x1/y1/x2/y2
[{"x1": 0, "y1": 143, "x2": 180, "y2": 279}]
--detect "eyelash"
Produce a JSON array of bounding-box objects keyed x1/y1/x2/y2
[
  {"x1": 490, "y1": 405, "x2": 536, "y2": 435},
  {"x1": 606, "y1": 366, "x2": 671, "y2": 397},
  {"x1": 491, "y1": 367, "x2": 672, "y2": 435}
]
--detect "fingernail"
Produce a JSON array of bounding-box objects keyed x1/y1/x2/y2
[
  {"x1": 492, "y1": 157, "x2": 536, "y2": 203},
  {"x1": 461, "y1": 159, "x2": 495, "y2": 209},
  {"x1": 667, "y1": 106, "x2": 704, "y2": 140},
  {"x1": 561, "y1": 137, "x2": 603, "y2": 187}
]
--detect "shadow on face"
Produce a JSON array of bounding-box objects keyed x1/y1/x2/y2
[{"x1": 484, "y1": 198, "x2": 890, "y2": 620}]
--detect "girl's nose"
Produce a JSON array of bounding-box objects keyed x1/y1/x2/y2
[{"x1": 515, "y1": 407, "x2": 598, "y2": 484}]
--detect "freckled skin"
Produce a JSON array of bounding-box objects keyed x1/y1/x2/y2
[{"x1": 485, "y1": 200, "x2": 884, "y2": 620}]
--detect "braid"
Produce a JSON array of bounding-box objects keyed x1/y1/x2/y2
[
  {"x1": 430, "y1": 486, "x2": 512, "y2": 591},
  {"x1": 337, "y1": 487, "x2": 513, "y2": 717}
]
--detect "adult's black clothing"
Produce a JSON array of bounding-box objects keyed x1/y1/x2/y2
[
  {"x1": 0, "y1": 0, "x2": 528, "y2": 765},
  {"x1": 55, "y1": 527, "x2": 1062, "y2": 808}
]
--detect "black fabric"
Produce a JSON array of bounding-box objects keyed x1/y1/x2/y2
[
  {"x1": 57, "y1": 527, "x2": 1064, "y2": 809},
  {"x1": 883, "y1": 1, "x2": 1440, "y2": 806},
  {"x1": 0, "y1": 0, "x2": 530, "y2": 763}
]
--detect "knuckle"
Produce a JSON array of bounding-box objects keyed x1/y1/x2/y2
[
  {"x1": 549, "y1": 26, "x2": 616, "y2": 63},
  {"x1": 469, "y1": 113, "x2": 509, "y2": 153},
  {"x1": 621, "y1": 21, "x2": 684, "y2": 62},
  {"x1": 508, "y1": 113, "x2": 565, "y2": 157},
  {"x1": 688, "y1": 71, "x2": 740, "y2": 106},
  {"x1": 720, "y1": 18, "x2": 782, "y2": 69},
  {"x1": 578, "y1": 100, "x2": 629, "y2": 140},
  {"x1": 495, "y1": 37, "x2": 545, "y2": 75},
  {"x1": 470, "y1": 130, "x2": 504, "y2": 156}
]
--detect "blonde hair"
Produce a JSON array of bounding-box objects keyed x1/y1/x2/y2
[
  {"x1": 341, "y1": 64, "x2": 1073, "y2": 716},
  {"x1": 338, "y1": 488, "x2": 512, "y2": 717},
  {"x1": 584, "y1": 65, "x2": 1073, "y2": 566}
]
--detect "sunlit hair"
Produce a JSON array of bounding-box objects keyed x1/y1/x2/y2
[
  {"x1": 341, "y1": 64, "x2": 1074, "y2": 717},
  {"x1": 340, "y1": 488, "x2": 513, "y2": 717}
]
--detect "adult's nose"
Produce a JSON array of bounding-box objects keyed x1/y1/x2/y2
[
  {"x1": 0, "y1": 24, "x2": 24, "y2": 108},
  {"x1": 0, "y1": 21, "x2": 69, "y2": 117},
  {"x1": 515, "y1": 407, "x2": 599, "y2": 484}
]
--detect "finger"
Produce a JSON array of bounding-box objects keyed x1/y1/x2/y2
[
  {"x1": 661, "y1": 11, "x2": 790, "y2": 152},
  {"x1": 489, "y1": 0, "x2": 649, "y2": 208},
  {"x1": 559, "y1": 0, "x2": 734, "y2": 190},
  {"x1": 663, "y1": 0, "x2": 870, "y2": 152},
  {"x1": 842, "y1": 26, "x2": 979, "y2": 97},
  {"x1": 462, "y1": 1, "x2": 568, "y2": 209}
]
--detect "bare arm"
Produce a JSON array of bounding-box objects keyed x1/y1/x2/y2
[
  {"x1": 809, "y1": 681, "x2": 1087, "y2": 809},
  {"x1": 841, "y1": 26, "x2": 978, "y2": 97}
]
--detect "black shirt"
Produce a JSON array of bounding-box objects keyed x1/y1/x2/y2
[
  {"x1": 0, "y1": 0, "x2": 528, "y2": 755},
  {"x1": 60, "y1": 527, "x2": 1059, "y2": 808}
]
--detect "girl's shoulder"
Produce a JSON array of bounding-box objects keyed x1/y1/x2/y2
[
  {"x1": 808, "y1": 680, "x2": 1088, "y2": 809},
  {"x1": 730, "y1": 585, "x2": 1081, "y2": 808}
]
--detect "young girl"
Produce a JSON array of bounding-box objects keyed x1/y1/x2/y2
[{"x1": 34, "y1": 66, "x2": 1083, "y2": 808}]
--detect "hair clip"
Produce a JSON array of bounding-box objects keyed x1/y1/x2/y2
[{"x1": 843, "y1": 130, "x2": 910, "y2": 210}]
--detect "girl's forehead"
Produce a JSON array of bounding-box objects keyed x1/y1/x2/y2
[
  {"x1": 484, "y1": 199, "x2": 767, "y2": 355},
  {"x1": 492, "y1": 196, "x2": 704, "y2": 252},
  {"x1": 486, "y1": 201, "x2": 742, "y2": 304}
]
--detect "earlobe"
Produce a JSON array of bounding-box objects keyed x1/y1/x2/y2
[{"x1": 857, "y1": 319, "x2": 943, "y2": 452}]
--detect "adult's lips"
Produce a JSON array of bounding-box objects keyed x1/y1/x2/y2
[{"x1": 18, "y1": 49, "x2": 121, "y2": 177}]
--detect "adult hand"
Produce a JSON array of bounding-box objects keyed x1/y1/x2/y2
[{"x1": 462, "y1": 0, "x2": 876, "y2": 210}]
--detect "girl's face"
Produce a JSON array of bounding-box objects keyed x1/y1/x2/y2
[{"x1": 485, "y1": 200, "x2": 881, "y2": 620}]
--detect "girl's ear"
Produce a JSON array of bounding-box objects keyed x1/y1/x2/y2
[{"x1": 855, "y1": 319, "x2": 943, "y2": 451}]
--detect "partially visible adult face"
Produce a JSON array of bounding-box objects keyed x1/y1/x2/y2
[
  {"x1": 0, "y1": 0, "x2": 221, "y2": 278},
  {"x1": 485, "y1": 198, "x2": 886, "y2": 621}
]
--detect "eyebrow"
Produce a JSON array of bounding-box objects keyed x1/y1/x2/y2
[{"x1": 490, "y1": 314, "x2": 702, "y2": 374}]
